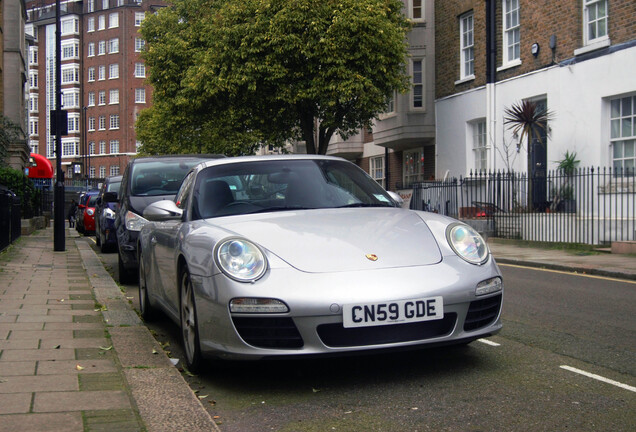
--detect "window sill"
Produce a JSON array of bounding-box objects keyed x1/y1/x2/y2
[
  {"x1": 497, "y1": 59, "x2": 521, "y2": 72},
  {"x1": 574, "y1": 38, "x2": 611, "y2": 56},
  {"x1": 455, "y1": 75, "x2": 475, "y2": 86}
]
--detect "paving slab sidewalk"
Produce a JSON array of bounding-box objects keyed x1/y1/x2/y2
[{"x1": 0, "y1": 227, "x2": 219, "y2": 432}]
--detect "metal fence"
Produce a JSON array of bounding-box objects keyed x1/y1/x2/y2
[
  {"x1": 0, "y1": 187, "x2": 22, "y2": 252},
  {"x1": 410, "y1": 167, "x2": 635, "y2": 245}
]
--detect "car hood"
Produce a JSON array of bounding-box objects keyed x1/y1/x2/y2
[{"x1": 207, "y1": 208, "x2": 442, "y2": 273}]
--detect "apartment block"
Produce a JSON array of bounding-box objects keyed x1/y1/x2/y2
[{"x1": 25, "y1": 0, "x2": 164, "y2": 181}]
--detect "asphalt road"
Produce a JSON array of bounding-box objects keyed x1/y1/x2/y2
[{"x1": 89, "y1": 237, "x2": 636, "y2": 432}]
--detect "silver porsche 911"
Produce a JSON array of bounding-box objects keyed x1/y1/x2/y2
[{"x1": 138, "y1": 155, "x2": 503, "y2": 371}]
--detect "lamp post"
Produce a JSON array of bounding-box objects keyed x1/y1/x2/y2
[
  {"x1": 83, "y1": 106, "x2": 88, "y2": 190},
  {"x1": 53, "y1": 0, "x2": 65, "y2": 251}
]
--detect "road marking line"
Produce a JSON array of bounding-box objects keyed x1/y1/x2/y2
[
  {"x1": 560, "y1": 365, "x2": 636, "y2": 393},
  {"x1": 477, "y1": 338, "x2": 500, "y2": 346},
  {"x1": 498, "y1": 263, "x2": 636, "y2": 285}
]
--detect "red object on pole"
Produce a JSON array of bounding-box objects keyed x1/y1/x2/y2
[{"x1": 28, "y1": 153, "x2": 54, "y2": 179}]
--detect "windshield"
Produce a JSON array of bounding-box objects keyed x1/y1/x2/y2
[
  {"x1": 192, "y1": 159, "x2": 396, "y2": 219},
  {"x1": 88, "y1": 195, "x2": 98, "y2": 207},
  {"x1": 131, "y1": 159, "x2": 205, "y2": 197},
  {"x1": 107, "y1": 180, "x2": 121, "y2": 194}
]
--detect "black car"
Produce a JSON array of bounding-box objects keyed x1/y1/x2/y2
[
  {"x1": 95, "y1": 175, "x2": 122, "y2": 253},
  {"x1": 115, "y1": 154, "x2": 223, "y2": 283}
]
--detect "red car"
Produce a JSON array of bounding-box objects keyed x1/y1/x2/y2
[{"x1": 76, "y1": 191, "x2": 99, "y2": 235}]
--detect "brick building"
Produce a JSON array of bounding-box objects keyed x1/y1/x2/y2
[
  {"x1": 25, "y1": 0, "x2": 165, "y2": 182},
  {"x1": 434, "y1": 0, "x2": 636, "y2": 183}
]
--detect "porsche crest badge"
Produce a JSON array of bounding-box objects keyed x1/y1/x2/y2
[{"x1": 365, "y1": 254, "x2": 378, "y2": 261}]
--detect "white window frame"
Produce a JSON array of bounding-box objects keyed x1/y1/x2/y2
[
  {"x1": 30, "y1": 71, "x2": 38, "y2": 88},
  {"x1": 584, "y1": 0, "x2": 609, "y2": 46},
  {"x1": 29, "y1": 47, "x2": 38, "y2": 65},
  {"x1": 98, "y1": 91, "x2": 106, "y2": 106},
  {"x1": 108, "y1": 38, "x2": 119, "y2": 54},
  {"x1": 135, "y1": 12, "x2": 145, "y2": 26},
  {"x1": 61, "y1": 39, "x2": 80, "y2": 60},
  {"x1": 403, "y1": 149, "x2": 426, "y2": 186},
  {"x1": 98, "y1": 116, "x2": 106, "y2": 131},
  {"x1": 134, "y1": 63, "x2": 146, "y2": 78},
  {"x1": 62, "y1": 89, "x2": 80, "y2": 109},
  {"x1": 408, "y1": 0, "x2": 424, "y2": 22},
  {"x1": 109, "y1": 140, "x2": 120, "y2": 155},
  {"x1": 98, "y1": 15, "x2": 106, "y2": 30},
  {"x1": 98, "y1": 65, "x2": 106, "y2": 81},
  {"x1": 102, "y1": 0, "x2": 109, "y2": 10},
  {"x1": 472, "y1": 120, "x2": 488, "y2": 172},
  {"x1": 61, "y1": 16, "x2": 79, "y2": 36},
  {"x1": 88, "y1": 116, "x2": 96, "y2": 131},
  {"x1": 370, "y1": 156, "x2": 385, "y2": 188},
  {"x1": 109, "y1": 63, "x2": 119, "y2": 79},
  {"x1": 109, "y1": 12, "x2": 119, "y2": 28},
  {"x1": 135, "y1": 88, "x2": 146, "y2": 103},
  {"x1": 67, "y1": 113, "x2": 80, "y2": 134},
  {"x1": 88, "y1": 91, "x2": 96, "y2": 107},
  {"x1": 89, "y1": 166, "x2": 96, "y2": 179},
  {"x1": 459, "y1": 12, "x2": 475, "y2": 82},
  {"x1": 502, "y1": 0, "x2": 521, "y2": 66},
  {"x1": 88, "y1": 67, "x2": 95, "y2": 82},
  {"x1": 29, "y1": 118, "x2": 39, "y2": 136},
  {"x1": 411, "y1": 59, "x2": 424, "y2": 110},
  {"x1": 29, "y1": 94, "x2": 39, "y2": 112},
  {"x1": 99, "y1": 165, "x2": 106, "y2": 178},
  {"x1": 98, "y1": 40, "x2": 106, "y2": 55},
  {"x1": 87, "y1": 42, "x2": 95, "y2": 57},
  {"x1": 109, "y1": 114, "x2": 120, "y2": 130},
  {"x1": 134, "y1": 38, "x2": 145, "y2": 52},
  {"x1": 87, "y1": 17, "x2": 95, "y2": 32},
  {"x1": 61, "y1": 65, "x2": 80, "y2": 84},
  {"x1": 62, "y1": 138, "x2": 80, "y2": 157},
  {"x1": 110, "y1": 89, "x2": 120, "y2": 104},
  {"x1": 110, "y1": 165, "x2": 121, "y2": 176},
  {"x1": 610, "y1": 95, "x2": 636, "y2": 173},
  {"x1": 99, "y1": 141, "x2": 106, "y2": 155}
]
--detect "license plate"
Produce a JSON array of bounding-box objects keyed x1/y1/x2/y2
[{"x1": 342, "y1": 297, "x2": 443, "y2": 328}]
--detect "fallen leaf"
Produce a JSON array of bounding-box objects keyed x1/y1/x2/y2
[
  {"x1": 99, "y1": 346, "x2": 113, "y2": 351},
  {"x1": 169, "y1": 358, "x2": 179, "y2": 366},
  {"x1": 312, "y1": 388, "x2": 321, "y2": 393},
  {"x1": 53, "y1": 345, "x2": 61, "y2": 349},
  {"x1": 209, "y1": 400, "x2": 216, "y2": 406},
  {"x1": 213, "y1": 416, "x2": 220, "y2": 419},
  {"x1": 75, "y1": 364, "x2": 85, "y2": 371},
  {"x1": 198, "y1": 395, "x2": 208, "y2": 399},
  {"x1": 152, "y1": 349, "x2": 158, "y2": 354}
]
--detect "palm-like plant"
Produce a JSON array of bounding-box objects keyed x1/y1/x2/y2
[{"x1": 503, "y1": 100, "x2": 553, "y2": 152}]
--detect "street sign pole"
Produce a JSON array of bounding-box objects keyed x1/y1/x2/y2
[{"x1": 53, "y1": 0, "x2": 65, "y2": 251}]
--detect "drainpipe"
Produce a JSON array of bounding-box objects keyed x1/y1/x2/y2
[{"x1": 486, "y1": 0, "x2": 497, "y2": 172}]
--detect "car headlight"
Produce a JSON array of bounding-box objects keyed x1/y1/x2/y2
[
  {"x1": 215, "y1": 238, "x2": 267, "y2": 282},
  {"x1": 86, "y1": 208, "x2": 95, "y2": 216},
  {"x1": 446, "y1": 223, "x2": 489, "y2": 265},
  {"x1": 125, "y1": 211, "x2": 148, "y2": 232},
  {"x1": 104, "y1": 208, "x2": 116, "y2": 220}
]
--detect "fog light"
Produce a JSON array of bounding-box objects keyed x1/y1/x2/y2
[
  {"x1": 475, "y1": 277, "x2": 503, "y2": 296},
  {"x1": 230, "y1": 298, "x2": 289, "y2": 313}
]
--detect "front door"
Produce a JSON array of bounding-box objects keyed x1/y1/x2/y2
[{"x1": 530, "y1": 99, "x2": 548, "y2": 210}]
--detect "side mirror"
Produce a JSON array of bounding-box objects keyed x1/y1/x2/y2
[
  {"x1": 143, "y1": 200, "x2": 183, "y2": 222},
  {"x1": 103, "y1": 191, "x2": 118, "y2": 203},
  {"x1": 387, "y1": 191, "x2": 404, "y2": 208}
]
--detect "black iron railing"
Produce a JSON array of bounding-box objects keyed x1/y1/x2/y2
[{"x1": 410, "y1": 167, "x2": 635, "y2": 245}]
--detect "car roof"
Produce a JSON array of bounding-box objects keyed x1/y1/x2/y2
[
  {"x1": 194, "y1": 154, "x2": 348, "y2": 170},
  {"x1": 128, "y1": 154, "x2": 224, "y2": 166}
]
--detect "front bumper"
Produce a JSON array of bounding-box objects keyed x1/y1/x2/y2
[{"x1": 191, "y1": 255, "x2": 503, "y2": 360}]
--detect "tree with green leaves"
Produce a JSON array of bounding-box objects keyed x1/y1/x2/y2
[{"x1": 138, "y1": 0, "x2": 411, "y2": 155}]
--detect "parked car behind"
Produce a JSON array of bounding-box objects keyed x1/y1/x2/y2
[
  {"x1": 95, "y1": 175, "x2": 122, "y2": 253},
  {"x1": 115, "y1": 154, "x2": 224, "y2": 283},
  {"x1": 138, "y1": 155, "x2": 503, "y2": 372},
  {"x1": 76, "y1": 190, "x2": 99, "y2": 235}
]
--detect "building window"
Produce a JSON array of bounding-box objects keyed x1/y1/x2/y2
[
  {"x1": 584, "y1": 0, "x2": 608, "y2": 45},
  {"x1": 30, "y1": 141, "x2": 39, "y2": 155},
  {"x1": 98, "y1": 41, "x2": 106, "y2": 55},
  {"x1": 370, "y1": 156, "x2": 385, "y2": 188},
  {"x1": 135, "y1": 12, "x2": 145, "y2": 26},
  {"x1": 29, "y1": 47, "x2": 38, "y2": 65},
  {"x1": 110, "y1": 115, "x2": 120, "y2": 130},
  {"x1": 62, "y1": 139, "x2": 80, "y2": 157},
  {"x1": 99, "y1": 141, "x2": 106, "y2": 155},
  {"x1": 473, "y1": 120, "x2": 488, "y2": 172},
  {"x1": 109, "y1": 140, "x2": 120, "y2": 154},
  {"x1": 135, "y1": 38, "x2": 146, "y2": 52},
  {"x1": 29, "y1": 95, "x2": 39, "y2": 112},
  {"x1": 89, "y1": 166, "x2": 96, "y2": 178},
  {"x1": 61, "y1": 40, "x2": 80, "y2": 59},
  {"x1": 30, "y1": 72, "x2": 38, "y2": 88},
  {"x1": 87, "y1": 17, "x2": 95, "y2": 32},
  {"x1": 110, "y1": 165, "x2": 120, "y2": 176},
  {"x1": 403, "y1": 149, "x2": 425, "y2": 186},
  {"x1": 61, "y1": 17, "x2": 79, "y2": 35},
  {"x1": 503, "y1": 0, "x2": 520, "y2": 64},
  {"x1": 88, "y1": 67, "x2": 95, "y2": 82},
  {"x1": 99, "y1": 165, "x2": 106, "y2": 178},
  {"x1": 62, "y1": 90, "x2": 80, "y2": 108},
  {"x1": 67, "y1": 114, "x2": 80, "y2": 133},
  {"x1": 98, "y1": 115, "x2": 106, "y2": 130},
  {"x1": 134, "y1": 63, "x2": 146, "y2": 78},
  {"x1": 409, "y1": 0, "x2": 424, "y2": 21},
  {"x1": 98, "y1": 65, "x2": 106, "y2": 81},
  {"x1": 412, "y1": 59, "x2": 423, "y2": 109},
  {"x1": 109, "y1": 12, "x2": 118, "y2": 28},
  {"x1": 89, "y1": 141, "x2": 95, "y2": 155},
  {"x1": 102, "y1": 0, "x2": 109, "y2": 9},
  {"x1": 61, "y1": 65, "x2": 80, "y2": 84},
  {"x1": 88, "y1": 91, "x2": 96, "y2": 106},
  {"x1": 87, "y1": 0, "x2": 94, "y2": 13},
  {"x1": 135, "y1": 88, "x2": 146, "y2": 103},
  {"x1": 610, "y1": 95, "x2": 635, "y2": 173},
  {"x1": 109, "y1": 63, "x2": 119, "y2": 79},
  {"x1": 110, "y1": 89, "x2": 120, "y2": 104},
  {"x1": 108, "y1": 38, "x2": 119, "y2": 54},
  {"x1": 88, "y1": 42, "x2": 95, "y2": 57},
  {"x1": 459, "y1": 12, "x2": 474, "y2": 80},
  {"x1": 29, "y1": 118, "x2": 39, "y2": 136},
  {"x1": 88, "y1": 116, "x2": 96, "y2": 131},
  {"x1": 98, "y1": 91, "x2": 106, "y2": 105},
  {"x1": 98, "y1": 15, "x2": 106, "y2": 30}
]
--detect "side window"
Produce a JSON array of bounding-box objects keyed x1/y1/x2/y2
[{"x1": 175, "y1": 171, "x2": 195, "y2": 210}]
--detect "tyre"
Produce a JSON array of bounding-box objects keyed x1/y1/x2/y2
[
  {"x1": 138, "y1": 250, "x2": 156, "y2": 321},
  {"x1": 180, "y1": 267, "x2": 202, "y2": 373},
  {"x1": 95, "y1": 229, "x2": 101, "y2": 246},
  {"x1": 118, "y1": 252, "x2": 133, "y2": 285}
]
